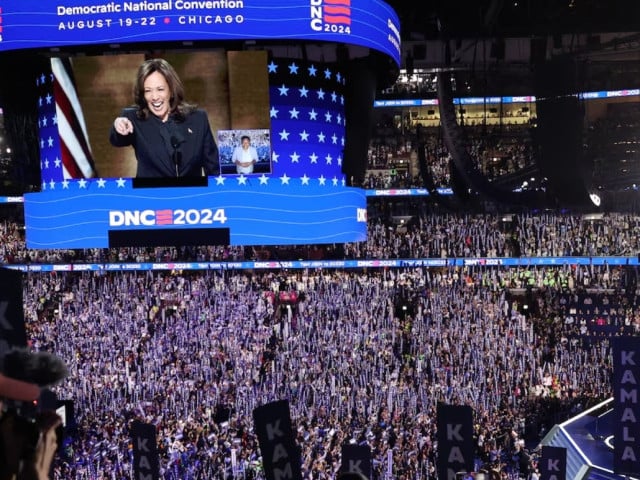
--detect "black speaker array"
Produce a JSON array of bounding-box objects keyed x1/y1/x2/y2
[
  {"x1": 341, "y1": 58, "x2": 378, "y2": 186},
  {"x1": 532, "y1": 57, "x2": 593, "y2": 208}
]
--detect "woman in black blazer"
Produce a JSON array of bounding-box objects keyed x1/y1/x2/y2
[{"x1": 110, "y1": 58, "x2": 219, "y2": 178}]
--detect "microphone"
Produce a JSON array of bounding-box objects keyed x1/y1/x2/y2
[
  {"x1": 170, "y1": 132, "x2": 185, "y2": 177},
  {"x1": 0, "y1": 348, "x2": 68, "y2": 389},
  {"x1": 170, "y1": 133, "x2": 184, "y2": 150}
]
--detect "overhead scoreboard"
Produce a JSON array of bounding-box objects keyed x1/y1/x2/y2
[{"x1": 0, "y1": 0, "x2": 401, "y2": 248}]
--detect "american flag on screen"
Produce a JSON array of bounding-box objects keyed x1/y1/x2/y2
[
  {"x1": 37, "y1": 58, "x2": 96, "y2": 189},
  {"x1": 266, "y1": 58, "x2": 347, "y2": 187}
]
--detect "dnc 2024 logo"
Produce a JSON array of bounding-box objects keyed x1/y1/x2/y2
[{"x1": 310, "y1": 0, "x2": 351, "y2": 34}]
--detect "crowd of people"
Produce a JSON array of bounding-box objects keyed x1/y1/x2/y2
[
  {"x1": 356, "y1": 210, "x2": 640, "y2": 260},
  {"x1": 21, "y1": 262, "x2": 630, "y2": 479},
  {"x1": 362, "y1": 119, "x2": 537, "y2": 191},
  {"x1": 3, "y1": 207, "x2": 640, "y2": 265},
  {"x1": 365, "y1": 98, "x2": 640, "y2": 196},
  {"x1": 3, "y1": 197, "x2": 640, "y2": 479},
  {"x1": 586, "y1": 101, "x2": 640, "y2": 191}
]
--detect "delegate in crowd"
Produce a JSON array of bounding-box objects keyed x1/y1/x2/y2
[
  {"x1": 2, "y1": 209, "x2": 640, "y2": 265},
  {"x1": 18, "y1": 263, "x2": 636, "y2": 479}
]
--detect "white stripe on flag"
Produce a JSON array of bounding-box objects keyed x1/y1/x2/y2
[
  {"x1": 55, "y1": 106, "x2": 95, "y2": 178},
  {"x1": 61, "y1": 164, "x2": 72, "y2": 180},
  {"x1": 51, "y1": 58, "x2": 91, "y2": 141},
  {"x1": 51, "y1": 57, "x2": 96, "y2": 178}
]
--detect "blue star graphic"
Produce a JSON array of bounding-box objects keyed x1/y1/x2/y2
[
  {"x1": 299, "y1": 86, "x2": 309, "y2": 97},
  {"x1": 309, "y1": 109, "x2": 318, "y2": 121},
  {"x1": 288, "y1": 62, "x2": 299, "y2": 74},
  {"x1": 268, "y1": 61, "x2": 278, "y2": 73},
  {"x1": 308, "y1": 65, "x2": 318, "y2": 76},
  {"x1": 289, "y1": 107, "x2": 300, "y2": 119},
  {"x1": 278, "y1": 84, "x2": 289, "y2": 96},
  {"x1": 279, "y1": 129, "x2": 290, "y2": 141},
  {"x1": 270, "y1": 107, "x2": 279, "y2": 118},
  {"x1": 299, "y1": 130, "x2": 310, "y2": 142}
]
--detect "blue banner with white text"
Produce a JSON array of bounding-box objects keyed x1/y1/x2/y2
[
  {"x1": 0, "y1": 0, "x2": 401, "y2": 66},
  {"x1": 612, "y1": 337, "x2": 640, "y2": 476}
]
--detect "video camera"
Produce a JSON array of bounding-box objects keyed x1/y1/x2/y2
[{"x1": 0, "y1": 349, "x2": 68, "y2": 480}]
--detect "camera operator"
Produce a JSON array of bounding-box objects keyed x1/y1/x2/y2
[
  {"x1": 0, "y1": 349, "x2": 68, "y2": 480},
  {"x1": 0, "y1": 373, "x2": 62, "y2": 480}
]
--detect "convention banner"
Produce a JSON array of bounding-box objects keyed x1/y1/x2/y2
[
  {"x1": 340, "y1": 444, "x2": 372, "y2": 479},
  {"x1": 0, "y1": 0, "x2": 401, "y2": 66},
  {"x1": 436, "y1": 403, "x2": 474, "y2": 480},
  {"x1": 0, "y1": 268, "x2": 27, "y2": 357},
  {"x1": 131, "y1": 420, "x2": 160, "y2": 480},
  {"x1": 539, "y1": 445, "x2": 566, "y2": 480},
  {"x1": 612, "y1": 337, "x2": 640, "y2": 476},
  {"x1": 252, "y1": 399, "x2": 303, "y2": 480}
]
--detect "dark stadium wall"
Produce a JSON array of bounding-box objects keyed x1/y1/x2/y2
[{"x1": 0, "y1": 54, "x2": 48, "y2": 193}]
